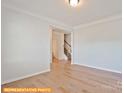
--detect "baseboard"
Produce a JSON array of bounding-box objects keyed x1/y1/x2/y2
[
  {"x1": 2, "y1": 69, "x2": 50, "y2": 85},
  {"x1": 72, "y1": 63, "x2": 122, "y2": 74}
]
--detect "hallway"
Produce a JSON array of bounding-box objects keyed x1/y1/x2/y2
[{"x1": 52, "y1": 29, "x2": 72, "y2": 64}]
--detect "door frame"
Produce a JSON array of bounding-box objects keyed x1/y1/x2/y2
[{"x1": 49, "y1": 25, "x2": 74, "y2": 64}]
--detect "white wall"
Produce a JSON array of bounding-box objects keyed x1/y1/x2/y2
[
  {"x1": 1, "y1": 7, "x2": 51, "y2": 83},
  {"x1": 73, "y1": 17, "x2": 122, "y2": 73}
]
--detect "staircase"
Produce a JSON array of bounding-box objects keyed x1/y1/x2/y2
[{"x1": 64, "y1": 40, "x2": 71, "y2": 60}]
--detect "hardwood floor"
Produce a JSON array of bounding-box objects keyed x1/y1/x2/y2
[{"x1": 2, "y1": 61, "x2": 122, "y2": 93}]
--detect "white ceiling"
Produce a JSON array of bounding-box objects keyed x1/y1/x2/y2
[{"x1": 2, "y1": 0, "x2": 122, "y2": 27}]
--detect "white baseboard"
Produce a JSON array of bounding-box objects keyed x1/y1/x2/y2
[
  {"x1": 2, "y1": 69, "x2": 50, "y2": 85},
  {"x1": 72, "y1": 63, "x2": 122, "y2": 74}
]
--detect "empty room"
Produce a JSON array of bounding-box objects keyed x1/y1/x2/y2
[{"x1": 1, "y1": 0, "x2": 122, "y2": 93}]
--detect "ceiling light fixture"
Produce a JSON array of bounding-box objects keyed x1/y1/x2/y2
[{"x1": 69, "y1": 0, "x2": 80, "y2": 7}]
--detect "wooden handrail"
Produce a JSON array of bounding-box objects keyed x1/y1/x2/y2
[{"x1": 64, "y1": 40, "x2": 71, "y2": 47}]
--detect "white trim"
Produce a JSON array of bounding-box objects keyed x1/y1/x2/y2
[
  {"x1": 49, "y1": 26, "x2": 53, "y2": 63},
  {"x1": 72, "y1": 63, "x2": 122, "y2": 74},
  {"x1": 2, "y1": 4, "x2": 72, "y2": 32},
  {"x1": 74, "y1": 14, "x2": 122, "y2": 29},
  {"x1": 2, "y1": 69, "x2": 50, "y2": 85},
  {"x1": 71, "y1": 32, "x2": 74, "y2": 64}
]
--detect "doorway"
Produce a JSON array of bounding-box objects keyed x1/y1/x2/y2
[{"x1": 50, "y1": 27, "x2": 72, "y2": 64}]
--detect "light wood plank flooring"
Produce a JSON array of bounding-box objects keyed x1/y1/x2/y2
[{"x1": 2, "y1": 62, "x2": 122, "y2": 93}]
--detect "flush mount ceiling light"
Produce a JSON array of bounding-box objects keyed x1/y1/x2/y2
[{"x1": 69, "y1": 0, "x2": 80, "y2": 7}]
